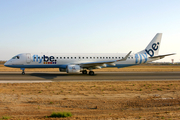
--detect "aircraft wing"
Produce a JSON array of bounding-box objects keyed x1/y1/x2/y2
[
  {"x1": 149, "y1": 53, "x2": 176, "y2": 59},
  {"x1": 79, "y1": 51, "x2": 132, "y2": 68}
]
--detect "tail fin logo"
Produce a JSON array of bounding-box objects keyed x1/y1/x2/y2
[{"x1": 145, "y1": 42, "x2": 159, "y2": 57}]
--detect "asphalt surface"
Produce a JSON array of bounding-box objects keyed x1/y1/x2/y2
[{"x1": 0, "y1": 72, "x2": 180, "y2": 83}]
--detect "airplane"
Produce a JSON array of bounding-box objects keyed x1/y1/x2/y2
[{"x1": 4, "y1": 33, "x2": 175, "y2": 75}]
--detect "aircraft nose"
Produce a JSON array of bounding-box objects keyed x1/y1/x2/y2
[
  {"x1": 4, "y1": 61, "x2": 8, "y2": 66},
  {"x1": 4, "y1": 61, "x2": 10, "y2": 67}
]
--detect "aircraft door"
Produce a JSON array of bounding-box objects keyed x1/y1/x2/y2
[{"x1": 26, "y1": 53, "x2": 31, "y2": 64}]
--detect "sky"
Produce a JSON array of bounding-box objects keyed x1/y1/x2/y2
[{"x1": 0, "y1": 0, "x2": 179, "y2": 62}]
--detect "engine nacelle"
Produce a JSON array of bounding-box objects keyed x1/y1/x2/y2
[{"x1": 66, "y1": 65, "x2": 81, "y2": 73}]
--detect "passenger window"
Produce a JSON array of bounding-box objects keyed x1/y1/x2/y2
[
  {"x1": 74, "y1": 57, "x2": 76, "y2": 59},
  {"x1": 79, "y1": 57, "x2": 81, "y2": 59},
  {"x1": 90, "y1": 57, "x2": 92, "y2": 59},
  {"x1": 93, "y1": 57, "x2": 95, "y2": 59},
  {"x1": 64, "y1": 57, "x2": 66, "y2": 59},
  {"x1": 112, "y1": 57, "x2": 114, "y2": 59},
  {"x1": 38, "y1": 57, "x2": 40, "y2": 59},
  {"x1": 86, "y1": 57, "x2": 88, "y2": 59},
  {"x1": 106, "y1": 57, "x2": 108, "y2": 59},
  {"x1": 103, "y1": 57, "x2": 105, "y2": 59},
  {"x1": 100, "y1": 57, "x2": 102, "y2": 59},
  {"x1": 71, "y1": 57, "x2": 73, "y2": 59},
  {"x1": 131, "y1": 57, "x2": 133, "y2": 59},
  {"x1": 115, "y1": 57, "x2": 117, "y2": 59},
  {"x1": 97, "y1": 57, "x2": 98, "y2": 59},
  {"x1": 119, "y1": 57, "x2": 121, "y2": 59},
  {"x1": 82, "y1": 57, "x2": 84, "y2": 59},
  {"x1": 109, "y1": 57, "x2": 111, "y2": 59},
  {"x1": 67, "y1": 57, "x2": 69, "y2": 59},
  {"x1": 60, "y1": 57, "x2": 62, "y2": 59},
  {"x1": 56, "y1": 57, "x2": 58, "y2": 59}
]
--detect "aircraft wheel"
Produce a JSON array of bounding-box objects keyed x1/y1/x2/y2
[
  {"x1": 89, "y1": 71, "x2": 94, "y2": 75},
  {"x1": 82, "y1": 70, "x2": 87, "y2": 74},
  {"x1": 22, "y1": 70, "x2": 25, "y2": 75}
]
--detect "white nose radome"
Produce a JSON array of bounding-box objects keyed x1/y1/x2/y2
[
  {"x1": 4, "y1": 61, "x2": 11, "y2": 66},
  {"x1": 4, "y1": 61, "x2": 8, "y2": 66}
]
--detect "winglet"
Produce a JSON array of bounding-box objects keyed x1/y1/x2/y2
[{"x1": 117, "y1": 51, "x2": 132, "y2": 61}]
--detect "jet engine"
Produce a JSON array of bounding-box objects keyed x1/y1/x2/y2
[{"x1": 66, "y1": 65, "x2": 81, "y2": 73}]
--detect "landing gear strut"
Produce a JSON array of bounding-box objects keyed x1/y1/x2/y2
[
  {"x1": 21, "y1": 68, "x2": 25, "y2": 75},
  {"x1": 22, "y1": 70, "x2": 25, "y2": 75},
  {"x1": 82, "y1": 70, "x2": 87, "y2": 74},
  {"x1": 89, "y1": 71, "x2": 94, "y2": 75}
]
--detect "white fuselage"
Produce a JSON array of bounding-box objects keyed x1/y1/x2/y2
[
  {"x1": 4, "y1": 53, "x2": 156, "y2": 69},
  {"x1": 5, "y1": 33, "x2": 172, "y2": 75}
]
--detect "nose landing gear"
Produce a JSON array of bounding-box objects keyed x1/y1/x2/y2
[
  {"x1": 22, "y1": 71, "x2": 25, "y2": 75},
  {"x1": 21, "y1": 68, "x2": 25, "y2": 75}
]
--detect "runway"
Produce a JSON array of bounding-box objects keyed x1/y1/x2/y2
[{"x1": 0, "y1": 72, "x2": 180, "y2": 83}]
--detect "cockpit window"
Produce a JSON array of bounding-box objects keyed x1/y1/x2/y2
[{"x1": 12, "y1": 56, "x2": 20, "y2": 59}]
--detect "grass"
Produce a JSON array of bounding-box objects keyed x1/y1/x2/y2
[
  {"x1": 157, "y1": 88, "x2": 163, "y2": 91},
  {"x1": 0, "y1": 81, "x2": 180, "y2": 119},
  {"x1": 50, "y1": 102, "x2": 54, "y2": 104},
  {"x1": 49, "y1": 112, "x2": 72, "y2": 118},
  {"x1": 1, "y1": 116, "x2": 11, "y2": 119}
]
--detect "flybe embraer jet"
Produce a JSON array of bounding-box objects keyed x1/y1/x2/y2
[{"x1": 4, "y1": 33, "x2": 175, "y2": 75}]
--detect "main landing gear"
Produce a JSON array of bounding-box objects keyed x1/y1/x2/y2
[
  {"x1": 21, "y1": 68, "x2": 25, "y2": 75},
  {"x1": 89, "y1": 71, "x2": 94, "y2": 75},
  {"x1": 82, "y1": 70, "x2": 87, "y2": 74},
  {"x1": 82, "y1": 70, "x2": 95, "y2": 75}
]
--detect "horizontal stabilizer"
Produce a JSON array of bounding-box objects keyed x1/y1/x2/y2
[{"x1": 149, "y1": 53, "x2": 176, "y2": 59}]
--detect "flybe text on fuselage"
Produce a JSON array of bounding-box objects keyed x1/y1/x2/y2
[
  {"x1": 32, "y1": 55, "x2": 57, "y2": 64},
  {"x1": 145, "y1": 42, "x2": 159, "y2": 57}
]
